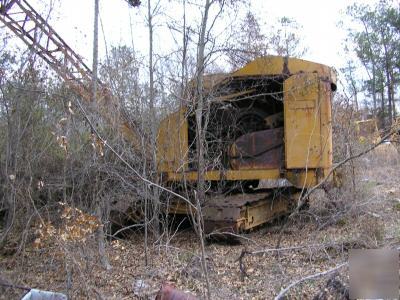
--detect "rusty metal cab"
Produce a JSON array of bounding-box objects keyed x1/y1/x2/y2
[{"x1": 157, "y1": 56, "x2": 336, "y2": 190}]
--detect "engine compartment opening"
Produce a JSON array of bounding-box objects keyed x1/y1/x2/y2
[{"x1": 187, "y1": 75, "x2": 285, "y2": 174}]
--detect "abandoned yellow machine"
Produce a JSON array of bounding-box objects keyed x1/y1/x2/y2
[
  {"x1": 0, "y1": 1, "x2": 336, "y2": 234},
  {"x1": 157, "y1": 56, "x2": 336, "y2": 233}
]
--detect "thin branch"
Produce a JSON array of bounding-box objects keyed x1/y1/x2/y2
[
  {"x1": 303, "y1": 126, "x2": 398, "y2": 201},
  {"x1": 72, "y1": 95, "x2": 197, "y2": 211},
  {"x1": 274, "y1": 262, "x2": 348, "y2": 300}
]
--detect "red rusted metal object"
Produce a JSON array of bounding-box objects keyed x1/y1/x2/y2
[
  {"x1": 155, "y1": 283, "x2": 197, "y2": 300},
  {"x1": 229, "y1": 127, "x2": 283, "y2": 170}
]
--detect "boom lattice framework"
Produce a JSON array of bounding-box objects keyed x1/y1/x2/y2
[
  {"x1": 0, "y1": 0, "x2": 143, "y2": 149},
  {"x1": 0, "y1": 0, "x2": 96, "y2": 98}
]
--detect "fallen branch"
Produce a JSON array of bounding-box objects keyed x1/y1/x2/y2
[
  {"x1": 0, "y1": 281, "x2": 30, "y2": 291},
  {"x1": 312, "y1": 273, "x2": 349, "y2": 300},
  {"x1": 274, "y1": 262, "x2": 348, "y2": 300},
  {"x1": 276, "y1": 126, "x2": 399, "y2": 249},
  {"x1": 236, "y1": 239, "x2": 366, "y2": 281},
  {"x1": 237, "y1": 243, "x2": 330, "y2": 280},
  {"x1": 303, "y1": 127, "x2": 397, "y2": 201}
]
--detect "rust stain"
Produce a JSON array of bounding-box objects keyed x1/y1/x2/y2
[{"x1": 229, "y1": 127, "x2": 284, "y2": 170}]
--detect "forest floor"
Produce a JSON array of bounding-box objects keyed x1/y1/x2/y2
[{"x1": 1, "y1": 144, "x2": 400, "y2": 299}]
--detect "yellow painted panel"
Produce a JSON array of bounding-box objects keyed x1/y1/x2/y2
[
  {"x1": 287, "y1": 100, "x2": 315, "y2": 110},
  {"x1": 225, "y1": 169, "x2": 280, "y2": 180},
  {"x1": 156, "y1": 108, "x2": 188, "y2": 172},
  {"x1": 319, "y1": 81, "x2": 333, "y2": 168},
  {"x1": 166, "y1": 169, "x2": 281, "y2": 182},
  {"x1": 233, "y1": 56, "x2": 336, "y2": 85},
  {"x1": 283, "y1": 73, "x2": 332, "y2": 171},
  {"x1": 165, "y1": 170, "x2": 220, "y2": 181},
  {"x1": 284, "y1": 73, "x2": 322, "y2": 169}
]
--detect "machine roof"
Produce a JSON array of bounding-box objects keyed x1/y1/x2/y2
[{"x1": 200, "y1": 56, "x2": 336, "y2": 92}]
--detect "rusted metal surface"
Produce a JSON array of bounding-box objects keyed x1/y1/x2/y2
[
  {"x1": 229, "y1": 128, "x2": 284, "y2": 170},
  {"x1": 284, "y1": 73, "x2": 332, "y2": 171},
  {"x1": 204, "y1": 192, "x2": 272, "y2": 211},
  {"x1": 155, "y1": 283, "x2": 197, "y2": 300},
  {"x1": 167, "y1": 190, "x2": 298, "y2": 234},
  {"x1": 264, "y1": 112, "x2": 284, "y2": 129},
  {"x1": 202, "y1": 191, "x2": 296, "y2": 234}
]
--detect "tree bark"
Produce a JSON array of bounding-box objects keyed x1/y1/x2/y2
[
  {"x1": 147, "y1": 0, "x2": 160, "y2": 240},
  {"x1": 381, "y1": 30, "x2": 393, "y2": 125},
  {"x1": 92, "y1": 0, "x2": 111, "y2": 271},
  {"x1": 372, "y1": 63, "x2": 377, "y2": 117},
  {"x1": 380, "y1": 85, "x2": 385, "y2": 129},
  {"x1": 194, "y1": 1, "x2": 213, "y2": 298}
]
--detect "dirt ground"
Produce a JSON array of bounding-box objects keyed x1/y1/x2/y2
[{"x1": 1, "y1": 145, "x2": 399, "y2": 299}]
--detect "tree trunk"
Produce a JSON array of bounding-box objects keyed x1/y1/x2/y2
[
  {"x1": 380, "y1": 88, "x2": 385, "y2": 129},
  {"x1": 390, "y1": 71, "x2": 396, "y2": 119},
  {"x1": 386, "y1": 69, "x2": 393, "y2": 126},
  {"x1": 147, "y1": 0, "x2": 160, "y2": 239},
  {"x1": 92, "y1": 0, "x2": 111, "y2": 271},
  {"x1": 194, "y1": 0, "x2": 213, "y2": 298},
  {"x1": 372, "y1": 63, "x2": 377, "y2": 117},
  {"x1": 180, "y1": 0, "x2": 188, "y2": 104},
  {"x1": 381, "y1": 30, "x2": 393, "y2": 126}
]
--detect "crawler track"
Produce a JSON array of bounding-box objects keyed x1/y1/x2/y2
[{"x1": 167, "y1": 189, "x2": 301, "y2": 234}]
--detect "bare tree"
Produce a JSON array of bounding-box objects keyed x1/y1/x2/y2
[
  {"x1": 92, "y1": 0, "x2": 111, "y2": 271},
  {"x1": 225, "y1": 11, "x2": 268, "y2": 69},
  {"x1": 269, "y1": 17, "x2": 308, "y2": 58},
  {"x1": 193, "y1": 1, "x2": 213, "y2": 297}
]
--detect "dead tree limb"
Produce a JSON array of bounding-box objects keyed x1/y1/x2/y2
[
  {"x1": 72, "y1": 95, "x2": 197, "y2": 211},
  {"x1": 237, "y1": 244, "x2": 327, "y2": 280},
  {"x1": 302, "y1": 127, "x2": 398, "y2": 201},
  {"x1": 274, "y1": 262, "x2": 348, "y2": 300},
  {"x1": 276, "y1": 126, "x2": 399, "y2": 249}
]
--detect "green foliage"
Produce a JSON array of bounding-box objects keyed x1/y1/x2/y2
[{"x1": 345, "y1": 0, "x2": 400, "y2": 126}]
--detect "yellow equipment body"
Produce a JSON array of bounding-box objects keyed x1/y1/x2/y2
[
  {"x1": 355, "y1": 118, "x2": 380, "y2": 144},
  {"x1": 157, "y1": 56, "x2": 336, "y2": 233},
  {"x1": 157, "y1": 56, "x2": 336, "y2": 189}
]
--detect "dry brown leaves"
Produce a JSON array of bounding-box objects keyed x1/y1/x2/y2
[{"x1": 1, "y1": 151, "x2": 399, "y2": 299}]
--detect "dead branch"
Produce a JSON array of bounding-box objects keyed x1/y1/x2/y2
[
  {"x1": 303, "y1": 126, "x2": 398, "y2": 202},
  {"x1": 236, "y1": 239, "x2": 369, "y2": 281},
  {"x1": 274, "y1": 262, "x2": 348, "y2": 300},
  {"x1": 237, "y1": 244, "x2": 321, "y2": 280},
  {"x1": 312, "y1": 273, "x2": 349, "y2": 300},
  {"x1": 72, "y1": 95, "x2": 197, "y2": 211},
  {"x1": 0, "y1": 276, "x2": 30, "y2": 291},
  {"x1": 275, "y1": 125, "x2": 399, "y2": 249}
]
